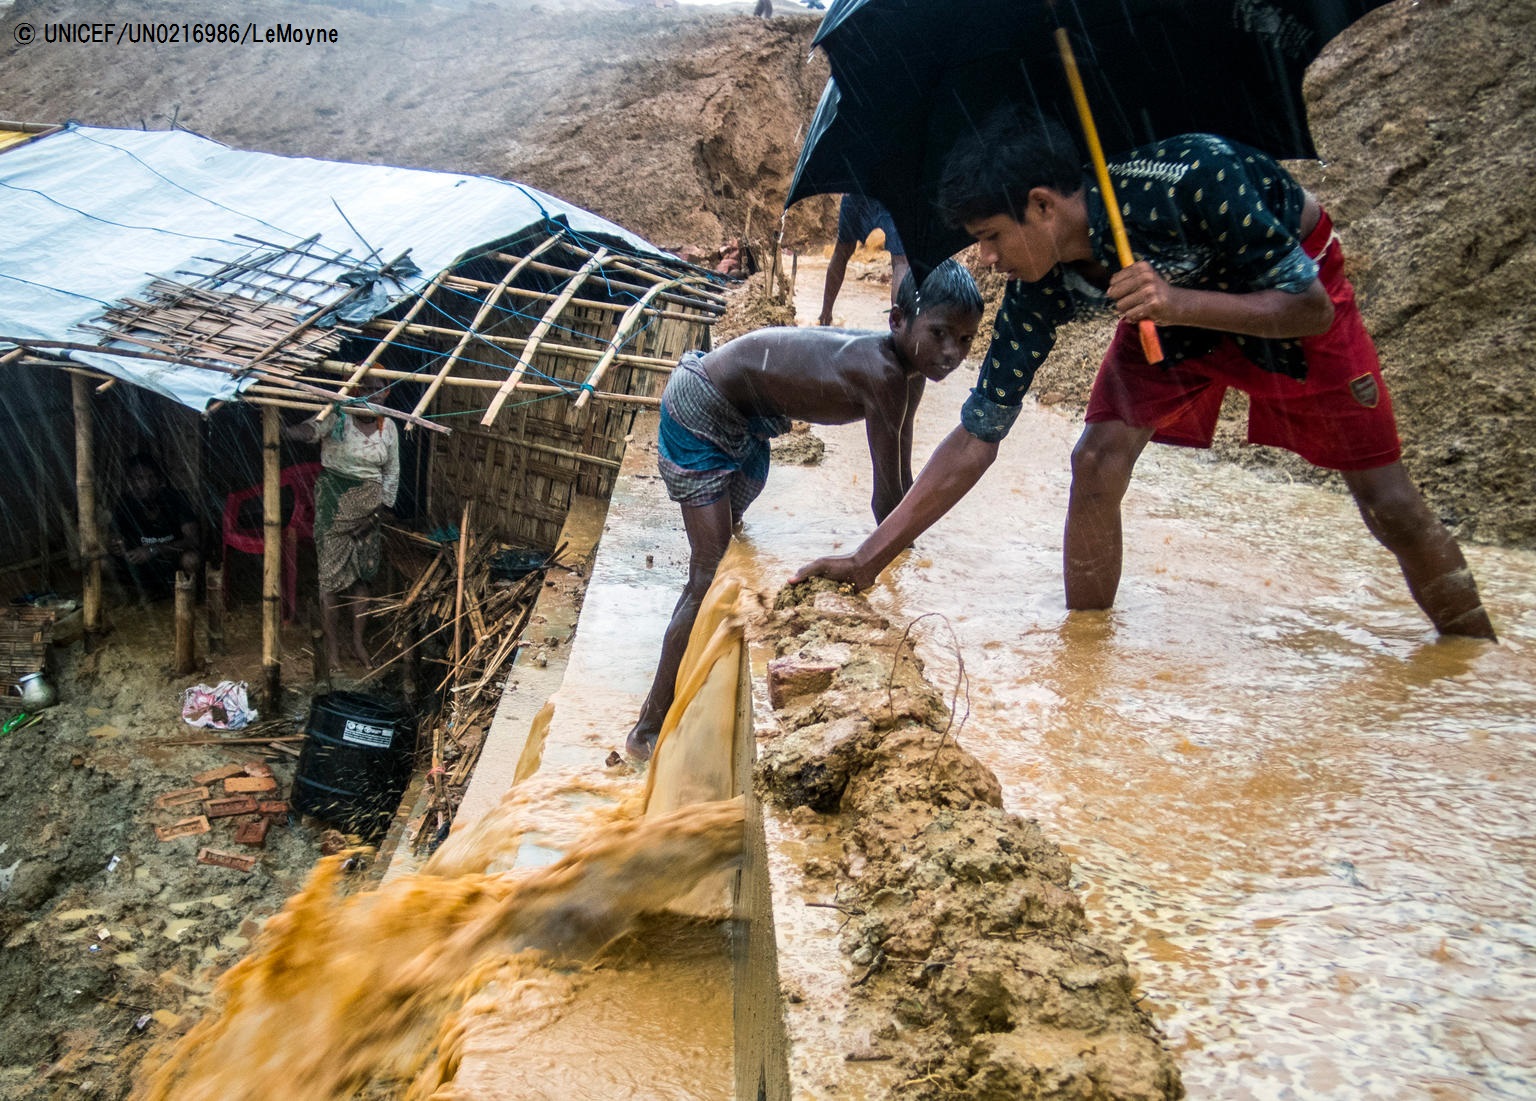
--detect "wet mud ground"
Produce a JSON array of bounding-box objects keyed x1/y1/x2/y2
[{"x1": 0, "y1": 601, "x2": 378, "y2": 1098}]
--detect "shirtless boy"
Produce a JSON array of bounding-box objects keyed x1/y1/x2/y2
[{"x1": 626, "y1": 259, "x2": 983, "y2": 761}]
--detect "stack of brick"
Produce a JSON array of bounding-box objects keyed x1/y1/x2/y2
[{"x1": 151, "y1": 761, "x2": 290, "y2": 873}]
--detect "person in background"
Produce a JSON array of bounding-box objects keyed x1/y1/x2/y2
[
  {"x1": 108, "y1": 452, "x2": 202, "y2": 604},
  {"x1": 626, "y1": 260, "x2": 983, "y2": 762},
  {"x1": 819, "y1": 194, "x2": 912, "y2": 326},
  {"x1": 284, "y1": 401, "x2": 400, "y2": 679}
]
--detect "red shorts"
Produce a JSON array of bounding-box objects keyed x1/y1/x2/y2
[{"x1": 1084, "y1": 211, "x2": 1401, "y2": 471}]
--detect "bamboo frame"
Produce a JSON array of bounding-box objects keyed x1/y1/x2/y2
[
  {"x1": 480, "y1": 247, "x2": 610, "y2": 426},
  {"x1": 443, "y1": 274, "x2": 716, "y2": 324},
  {"x1": 554, "y1": 243, "x2": 729, "y2": 303},
  {"x1": 358, "y1": 321, "x2": 678, "y2": 370},
  {"x1": 242, "y1": 251, "x2": 409, "y2": 370},
  {"x1": 574, "y1": 277, "x2": 683, "y2": 409},
  {"x1": 309, "y1": 362, "x2": 663, "y2": 406},
  {"x1": 3, "y1": 337, "x2": 447, "y2": 434},
  {"x1": 492, "y1": 252, "x2": 725, "y2": 313},
  {"x1": 319, "y1": 266, "x2": 451, "y2": 424},
  {"x1": 174, "y1": 570, "x2": 196, "y2": 674},
  {"x1": 411, "y1": 235, "x2": 565, "y2": 420}
]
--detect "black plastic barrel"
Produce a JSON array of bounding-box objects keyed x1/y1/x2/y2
[{"x1": 291, "y1": 691, "x2": 416, "y2": 841}]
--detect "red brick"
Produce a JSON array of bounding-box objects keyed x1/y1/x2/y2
[
  {"x1": 224, "y1": 775, "x2": 277, "y2": 794},
  {"x1": 154, "y1": 816, "x2": 210, "y2": 842},
  {"x1": 196, "y1": 847, "x2": 257, "y2": 872},
  {"x1": 154, "y1": 786, "x2": 210, "y2": 810},
  {"x1": 234, "y1": 818, "x2": 271, "y2": 848},
  {"x1": 205, "y1": 795, "x2": 259, "y2": 819}
]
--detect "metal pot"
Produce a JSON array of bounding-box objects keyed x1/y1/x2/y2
[{"x1": 14, "y1": 672, "x2": 57, "y2": 710}]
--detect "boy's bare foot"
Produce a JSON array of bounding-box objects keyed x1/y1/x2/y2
[
  {"x1": 625, "y1": 725, "x2": 659, "y2": 763},
  {"x1": 350, "y1": 641, "x2": 375, "y2": 670}
]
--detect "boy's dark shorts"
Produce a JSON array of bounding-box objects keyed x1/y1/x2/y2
[
  {"x1": 837, "y1": 194, "x2": 905, "y2": 257},
  {"x1": 1085, "y1": 210, "x2": 1402, "y2": 472}
]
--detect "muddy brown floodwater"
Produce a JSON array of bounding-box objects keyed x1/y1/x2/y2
[{"x1": 732, "y1": 259, "x2": 1536, "y2": 1098}]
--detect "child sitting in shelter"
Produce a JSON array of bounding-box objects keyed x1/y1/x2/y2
[
  {"x1": 626, "y1": 259, "x2": 983, "y2": 761},
  {"x1": 108, "y1": 452, "x2": 202, "y2": 604}
]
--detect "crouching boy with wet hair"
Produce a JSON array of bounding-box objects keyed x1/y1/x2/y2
[{"x1": 625, "y1": 259, "x2": 984, "y2": 761}]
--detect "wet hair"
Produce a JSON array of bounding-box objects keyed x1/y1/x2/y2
[
  {"x1": 937, "y1": 110, "x2": 1082, "y2": 228},
  {"x1": 894, "y1": 257, "x2": 984, "y2": 318}
]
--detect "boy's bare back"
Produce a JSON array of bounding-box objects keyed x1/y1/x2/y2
[{"x1": 700, "y1": 326, "x2": 910, "y2": 427}]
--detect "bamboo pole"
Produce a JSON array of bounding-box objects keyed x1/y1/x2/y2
[
  {"x1": 1055, "y1": 28, "x2": 1163, "y2": 364},
  {"x1": 318, "y1": 266, "x2": 451, "y2": 425},
  {"x1": 309, "y1": 363, "x2": 665, "y2": 407},
  {"x1": 453, "y1": 502, "x2": 471, "y2": 674},
  {"x1": 481, "y1": 248, "x2": 611, "y2": 426},
  {"x1": 5, "y1": 338, "x2": 447, "y2": 433},
  {"x1": 174, "y1": 570, "x2": 196, "y2": 674},
  {"x1": 311, "y1": 614, "x2": 327, "y2": 688},
  {"x1": 443, "y1": 274, "x2": 715, "y2": 323},
  {"x1": 205, "y1": 564, "x2": 225, "y2": 655},
  {"x1": 355, "y1": 323, "x2": 678, "y2": 370},
  {"x1": 574, "y1": 277, "x2": 683, "y2": 409},
  {"x1": 261, "y1": 406, "x2": 282, "y2": 709},
  {"x1": 411, "y1": 235, "x2": 565, "y2": 421},
  {"x1": 492, "y1": 251, "x2": 726, "y2": 310},
  {"x1": 71, "y1": 374, "x2": 102, "y2": 648},
  {"x1": 518, "y1": 440, "x2": 619, "y2": 469}
]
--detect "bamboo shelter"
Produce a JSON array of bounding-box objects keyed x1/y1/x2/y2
[{"x1": 0, "y1": 123, "x2": 725, "y2": 697}]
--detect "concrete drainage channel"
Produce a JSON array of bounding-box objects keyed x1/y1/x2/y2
[{"x1": 376, "y1": 412, "x2": 1180, "y2": 1100}]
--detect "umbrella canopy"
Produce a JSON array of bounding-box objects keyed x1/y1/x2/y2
[{"x1": 788, "y1": 0, "x2": 1391, "y2": 273}]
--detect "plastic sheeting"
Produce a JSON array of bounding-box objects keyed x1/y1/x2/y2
[{"x1": 0, "y1": 124, "x2": 677, "y2": 410}]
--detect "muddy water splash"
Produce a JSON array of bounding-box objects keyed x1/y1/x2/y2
[
  {"x1": 645, "y1": 571, "x2": 744, "y2": 818},
  {"x1": 133, "y1": 799, "x2": 743, "y2": 1100},
  {"x1": 132, "y1": 568, "x2": 753, "y2": 1101}
]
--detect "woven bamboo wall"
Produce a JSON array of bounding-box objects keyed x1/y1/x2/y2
[{"x1": 427, "y1": 297, "x2": 713, "y2": 551}]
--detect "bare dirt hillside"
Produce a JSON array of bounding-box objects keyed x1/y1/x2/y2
[
  {"x1": 0, "y1": 0, "x2": 835, "y2": 252},
  {"x1": 3, "y1": 0, "x2": 1532, "y2": 545}
]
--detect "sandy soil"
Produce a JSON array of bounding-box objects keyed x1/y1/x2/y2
[{"x1": 756, "y1": 582, "x2": 1182, "y2": 1098}]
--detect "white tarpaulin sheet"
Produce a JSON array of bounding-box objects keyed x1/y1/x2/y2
[{"x1": 0, "y1": 124, "x2": 676, "y2": 410}]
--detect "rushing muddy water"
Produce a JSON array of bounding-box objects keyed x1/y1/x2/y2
[{"x1": 748, "y1": 263, "x2": 1536, "y2": 1098}]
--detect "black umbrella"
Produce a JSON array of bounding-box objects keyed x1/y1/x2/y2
[{"x1": 788, "y1": 0, "x2": 1391, "y2": 276}]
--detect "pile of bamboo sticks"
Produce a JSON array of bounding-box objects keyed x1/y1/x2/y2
[{"x1": 373, "y1": 508, "x2": 562, "y2": 846}]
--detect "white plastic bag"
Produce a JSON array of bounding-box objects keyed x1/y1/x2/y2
[{"x1": 180, "y1": 681, "x2": 258, "y2": 730}]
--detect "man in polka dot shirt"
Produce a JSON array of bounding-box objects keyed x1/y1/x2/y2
[{"x1": 796, "y1": 113, "x2": 1495, "y2": 640}]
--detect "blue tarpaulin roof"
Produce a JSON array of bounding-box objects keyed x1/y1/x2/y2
[{"x1": 0, "y1": 124, "x2": 679, "y2": 411}]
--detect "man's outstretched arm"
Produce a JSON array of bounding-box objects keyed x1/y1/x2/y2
[{"x1": 793, "y1": 426, "x2": 998, "y2": 590}]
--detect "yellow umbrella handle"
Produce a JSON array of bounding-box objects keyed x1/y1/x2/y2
[{"x1": 1055, "y1": 28, "x2": 1164, "y2": 364}]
